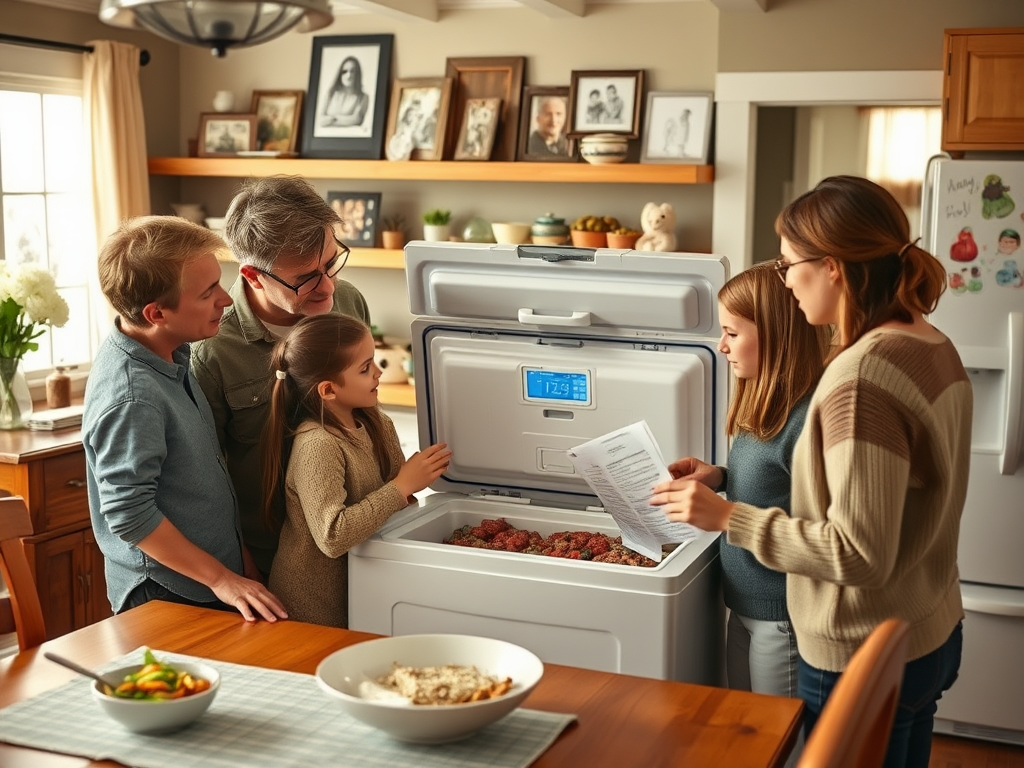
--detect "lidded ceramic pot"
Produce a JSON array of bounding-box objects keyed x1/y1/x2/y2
[{"x1": 531, "y1": 213, "x2": 570, "y2": 244}]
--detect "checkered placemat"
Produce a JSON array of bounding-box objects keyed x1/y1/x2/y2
[{"x1": 0, "y1": 648, "x2": 576, "y2": 768}]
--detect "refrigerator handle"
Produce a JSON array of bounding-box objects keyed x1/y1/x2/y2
[
  {"x1": 517, "y1": 308, "x2": 592, "y2": 327},
  {"x1": 962, "y1": 582, "x2": 1024, "y2": 618},
  {"x1": 920, "y1": 153, "x2": 948, "y2": 252},
  {"x1": 1001, "y1": 312, "x2": 1023, "y2": 476}
]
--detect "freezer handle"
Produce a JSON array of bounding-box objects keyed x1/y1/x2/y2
[
  {"x1": 919, "y1": 153, "x2": 950, "y2": 253},
  {"x1": 962, "y1": 582, "x2": 1024, "y2": 618},
  {"x1": 517, "y1": 308, "x2": 592, "y2": 327},
  {"x1": 1001, "y1": 312, "x2": 1023, "y2": 476}
]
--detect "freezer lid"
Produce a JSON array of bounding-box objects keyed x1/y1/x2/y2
[{"x1": 405, "y1": 242, "x2": 730, "y2": 509}]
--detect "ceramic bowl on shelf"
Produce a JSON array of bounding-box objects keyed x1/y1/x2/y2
[
  {"x1": 570, "y1": 230, "x2": 608, "y2": 248},
  {"x1": 578, "y1": 133, "x2": 629, "y2": 165},
  {"x1": 490, "y1": 222, "x2": 532, "y2": 244},
  {"x1": 606, "y1": 231, "x2": 641, "y2": 249},
  {"x1": 316, "y1": 633, "x2": 544, "y2": 744}
]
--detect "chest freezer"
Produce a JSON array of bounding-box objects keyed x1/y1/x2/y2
[{"x1": 349, "y1": 242, "x2": 730, "y2": 684}]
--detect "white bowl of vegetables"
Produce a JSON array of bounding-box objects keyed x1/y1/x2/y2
[{"x1": 91, "y1": 649, "x2": 220, "y2": 734}]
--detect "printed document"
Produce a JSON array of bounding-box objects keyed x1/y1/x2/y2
[{"x1": 567, "y1": 420, "x2": 700, "y2": 561}]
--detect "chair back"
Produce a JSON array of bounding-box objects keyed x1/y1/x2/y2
[
  {"x1": 0, "y1": 496, "x2": 46, "y2": 650},
  {"x1": 797, "y1": 618, "x2": 911, "y2": 768}
]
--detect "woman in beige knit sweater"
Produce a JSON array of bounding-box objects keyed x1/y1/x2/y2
[
  {"x1": 261, "y1": 315, "x2": 451, "y2": 627},
  {"x1": 650, "y1": 176, "x2": 972, "y2": 768}
]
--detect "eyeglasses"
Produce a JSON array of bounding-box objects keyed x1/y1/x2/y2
[
  {"x1": 773, "y1": 255, "x2": 828, "y2": 284},
  {"x1": 254, "y1": 239, "x2": 350, "y2": 296}
]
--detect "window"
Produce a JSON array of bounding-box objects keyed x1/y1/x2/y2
[
  {"x1": 864, "y1": 106, "x2": 943, "y2": 209},
  {"x1": 0, "y1": 75, "x2": 98, "y2": 378}
]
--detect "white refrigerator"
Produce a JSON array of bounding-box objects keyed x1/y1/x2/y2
[{"x1": 921, "y1": 155, "x2": 1024, "y2": 746}]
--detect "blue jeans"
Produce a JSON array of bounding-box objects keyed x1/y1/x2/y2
[
  {"x1": 798, "y1": 622, "x2": 963, "y2": 768},
  {"x1": 120, "y1": 578, "x2": 236, "y2": 614}
]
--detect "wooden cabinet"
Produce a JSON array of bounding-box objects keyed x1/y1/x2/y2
[
  {"x1": 0, "y1": 429, "x2": 110, "y2": 640},
  {"x1": 942, "y1": 27, "x2": 1024, "y2": 152}
]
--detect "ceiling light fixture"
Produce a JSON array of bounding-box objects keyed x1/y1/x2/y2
[{"x1": 98, "y1": 0, "x2": 334, "y2": 58}]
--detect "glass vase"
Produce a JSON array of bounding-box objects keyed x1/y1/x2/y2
[{"x1": 0, "y1": 357, "x2": 33, "y2": 430}]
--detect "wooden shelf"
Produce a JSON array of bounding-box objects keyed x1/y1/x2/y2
[
  {"x1": 377, "y1": 382, "x2": 416, "y2": 408},
  {"x1": 149, "y1": 157, "x2": 714, "y2": 185}
]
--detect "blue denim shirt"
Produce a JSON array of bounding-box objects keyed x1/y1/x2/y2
[{"x1": 83, "y1": 323, "x2": 243, "y2": 612}]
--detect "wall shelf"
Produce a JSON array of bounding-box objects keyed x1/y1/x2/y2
[
  {"x1": 377, "y1": 382, "x2": 415, "y2": 408},
  {"x1": 149, "y1": 157, "x2": 714, "y2": 185}
]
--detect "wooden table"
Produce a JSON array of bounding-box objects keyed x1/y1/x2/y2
[{"x1": 0, "y1": 602, "x2": 803, "y2": 767}]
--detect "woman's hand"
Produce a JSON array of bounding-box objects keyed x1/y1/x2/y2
[
  {"x1": 667, "y1": 456, "x2": 723, "y2": 490},
  {"x1": 649, "y1": 478, "x2": 735, "y2": 532},
  {"x1": 394, "y1": 442, "x2": 452, "y2": 498}
]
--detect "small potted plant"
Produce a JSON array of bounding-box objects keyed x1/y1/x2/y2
[
  {"x1": 422, "y1": 208, "x2": 452, "y2": 242},
  {"x1": 380, "y1": 215, "x2": 405, "y2": 250}
]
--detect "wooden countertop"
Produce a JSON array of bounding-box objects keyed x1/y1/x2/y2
[{"x1": 0, "y1": 426, "x2": 83, "y2": 465}]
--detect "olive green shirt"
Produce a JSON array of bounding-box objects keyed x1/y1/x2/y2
[{"x1": 190, "y1": 276, "x2": 371, "y2": 576}]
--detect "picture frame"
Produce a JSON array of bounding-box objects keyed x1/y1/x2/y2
[
  {"x1": 197, "y1": 113, "x2": 257, "y2": 157},
  {"x1": 384, "y1": 77, "x2": 453, "y2": 162},
  {"x1": 250, "y1": 90, "x2": 303, "y2": 153},
  {"x1": 453, "y1": 97, "x2": 503, "y2": 161},
  {"x1": 516, "y1": 86, "x2": 576, "y2": 162},
  {"x1": 640, "y1": 91, "x2": 714, "y2": 165},
  {"x1": 443, "y1": 56, "x2": 525, "y2": 162},
  {"x1": 301, "y1": 34, "x2": 394, "y2": 159},
  {"x1": 327, "y1": 191, "x2": 383, "y2": 247},
  {"x1": 567, "y1": 69, "x2": 644, "y2": 139}
]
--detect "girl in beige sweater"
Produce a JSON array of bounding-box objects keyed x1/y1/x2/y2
[
  {"x1": 262, "y1": 315, "x2": 451, "y2": 627},
  {"x1": 651, "y1": 176, "x2": 971, "y2": 768}
]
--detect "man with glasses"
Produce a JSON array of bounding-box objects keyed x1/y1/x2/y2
[{"x1": 191, "y1": 175, "x2": 372, "y2": 577}]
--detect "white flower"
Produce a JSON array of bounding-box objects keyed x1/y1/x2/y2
[{"x1": 0, "y1": 263, "x2": 70, "y2": 360}]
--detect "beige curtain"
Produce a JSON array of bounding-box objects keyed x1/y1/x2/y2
[
  {"x1": 862, "y1": 106, "x2": 942, "y2": 209},
  {"x1": 83, "y1": 40, "x2": 151, "y2": 245}
]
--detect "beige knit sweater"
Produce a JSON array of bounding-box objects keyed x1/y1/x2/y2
[
  {"x1": 728, "y1": 328, "x2": 972, "y2": 671},
  {"x1": 268, "y1": 411, "x2": 407, "y2": 628}
]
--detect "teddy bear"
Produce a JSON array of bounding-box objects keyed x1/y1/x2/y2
[{"x1": 635, "y1": 202, "x2": 677, "y2": 252}]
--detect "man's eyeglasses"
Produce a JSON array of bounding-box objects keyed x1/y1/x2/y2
[
  {"x1": 255, "y1": 239, "x2": 350, "y2": 296},
  {"x1": 773, "y1": 255, "x2": 828, "y2": 284}
]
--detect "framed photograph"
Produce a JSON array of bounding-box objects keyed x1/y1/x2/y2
[
  {"x1": 443, "y1": 56, "x2": 525, "y2": 162},
  {"x1": 197, "y1": 113, "x2": 257, "y2": 157},
  {"x1": 250, "y1": 90, "x2": 303, "y2": 153},
  {"x1": 327, "y1": 191, "x2": 382, "y2": 247},
  {"x1": 568, "y1": 69, "x2": 644, "y2": 139},
  {"x1": 384, "y1": 77, "x2": 453, "y2": 162},
  {"x1": 516, "y1": 86, "x2": 576, "y2": 162},
  {"x1": 640, "y1": 91, "x2": 714, "y2": 165},
  {"x1": 453, "y1": 97, "x2": 503, "y2": 161},
  {"x1": 301, "y1": 34, "x2": 394, "y2": 159}
]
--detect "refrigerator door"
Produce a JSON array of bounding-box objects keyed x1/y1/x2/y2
[{"x1": 925, "y1": 158, "x2": 1024, "y2": 588}]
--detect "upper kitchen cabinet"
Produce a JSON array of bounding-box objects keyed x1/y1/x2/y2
[{"x1": 942, "y1": 27, "x2": 1024, "y2": 152}]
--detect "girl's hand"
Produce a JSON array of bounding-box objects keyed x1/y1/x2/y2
[
  {"x1": 667, "y1": 457, "x2": 723, "y2": 490},
  {"x1": 649, "y1": 478, "x2": 734, "y2": 532},
  {"x1": 394, "y1": 442, "x2": 452, "y2": 497}
]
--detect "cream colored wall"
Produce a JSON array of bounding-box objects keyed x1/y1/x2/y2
[
  {"x1": 174, "y1": 3, "x2": 720, "y2": 339},
  {"x1": 718, "y1": 0, "x2": 1024, "y2": 72}
]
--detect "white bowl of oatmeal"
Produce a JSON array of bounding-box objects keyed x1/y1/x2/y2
[{"x1": 315, "y1": 634, "x2": 544, "y2": 744}]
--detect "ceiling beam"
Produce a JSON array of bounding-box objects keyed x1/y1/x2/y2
[
  {"x1": 514, "y1": 0, "x2": 585, "y2": 18},
  {"x1": 706, "y1": 0, "x2": 768, "y2": 11},
  {"x1": 332, "y1": 0, "x2": 439, "y2": 21}
]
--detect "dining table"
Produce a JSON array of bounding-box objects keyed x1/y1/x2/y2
[{"x1": 0, "y1": 601, "x2": 803, "y2": 767}]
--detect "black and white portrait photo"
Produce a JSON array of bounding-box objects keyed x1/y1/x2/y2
[
  {"x1": 517, "y1": 87, "x2": 575, "y2": 162},
  {"x1": 454, "y1": 97, "x2": 501, "y2": 161},
  {"x1": 568, "y1": 70, "x2": 644, "y2": 138},
  {"x1": 301, "y1": 34, "x2": 394, "y2": 159},
  {"x1": 385, "y1": 78, "x2": 452, "y2": 162},
  {"x1": 640, "y1": 92, "x2": 713, "y2": 165}
]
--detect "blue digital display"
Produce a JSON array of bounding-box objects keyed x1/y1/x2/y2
[{"x1": 523, "y1": 369, "x2": 590, "y2": 404}]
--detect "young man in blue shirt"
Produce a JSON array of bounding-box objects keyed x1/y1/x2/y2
[{"x1": 84, "y1": 215, "x2": 288, "y2": 622}]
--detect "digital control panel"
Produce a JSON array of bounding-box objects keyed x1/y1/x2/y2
[{"x1": 522, "y1": 367, "x2": 592, "y2": 405}]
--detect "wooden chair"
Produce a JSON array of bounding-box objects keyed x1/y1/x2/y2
[
  {"x1": 797, "y1": 618, "x2": 911, "y2": 768},
  {"x1": 0, "y1": 495, "x2": 47, "y2": 651}
]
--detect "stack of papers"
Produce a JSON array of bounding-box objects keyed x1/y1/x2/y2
[{"x1": 25, "y1": 405, "x2": 84, "y2": 431}]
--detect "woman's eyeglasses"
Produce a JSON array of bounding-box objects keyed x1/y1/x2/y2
[
  {"x1": 773, "y1": 255, "x2": 828, "y2": 283},
  {"x1": 254, "y1": 239, "x2": 350, "y2": 297}
]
